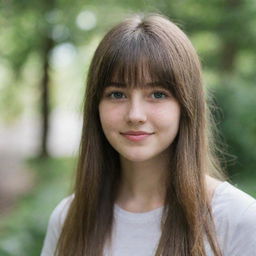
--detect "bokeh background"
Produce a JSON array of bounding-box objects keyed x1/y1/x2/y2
[{"x1": 0, "y1": 0, "x2": 255, "y2": 255}]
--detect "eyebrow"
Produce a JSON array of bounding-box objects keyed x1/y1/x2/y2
[{"x1": 108, "y1": 81, "x2": 163, "y2": 88}]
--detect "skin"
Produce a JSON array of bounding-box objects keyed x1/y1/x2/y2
[{"x1": 99, "y1": 83, "x2": 222, "y2": 213}]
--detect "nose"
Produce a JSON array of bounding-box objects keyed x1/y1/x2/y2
[{"x1": 125, "y1": 95, "x2": 147, "y2": 125}]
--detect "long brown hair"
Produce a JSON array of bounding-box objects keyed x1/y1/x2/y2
[{"x1": 56, "y1": 13, "x2": 225, "y2": 256}]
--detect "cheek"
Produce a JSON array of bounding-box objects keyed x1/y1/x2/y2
[
  {"x1": 150, "y1": 103, "x2": 180, "y2": 130},
  {"x1": 99, "y1": 103, "x2": 122, "y2": 132}
]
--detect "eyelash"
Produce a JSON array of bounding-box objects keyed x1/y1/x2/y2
[{"x1": 105, "y1": 91, "x2": 169, "y2": 100}]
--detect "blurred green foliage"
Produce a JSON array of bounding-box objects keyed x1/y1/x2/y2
[
  {"x1": 1, "y1": 0, "x2": 255, "y2": 169},
  {"x1": 0, "y1": 157, "x2": 75, "y2": 255},
  {"x1": 0, "y1": 156, "x2": 255, "y2": 255},
  {"x1": 0, "y1": 0, "x2": 255, "y2": 254}
]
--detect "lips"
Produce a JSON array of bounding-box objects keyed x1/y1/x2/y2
[
  {"x1": 120, "y1": 131, "x2": 154, "y2": 142},
  {"x1": 121, "y1": 131, "x2": 153, "y2": 135}
]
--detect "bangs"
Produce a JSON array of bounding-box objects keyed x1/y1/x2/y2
[{"x1": 99, "y1": 31, "x2": 176, "y2": 95}]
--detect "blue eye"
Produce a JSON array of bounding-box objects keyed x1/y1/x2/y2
[
  {"x1": 152, "y1": 91, "x2": 167, "y2": 99},
  {"x1": 108, "y1": 91, "x2": 125, "y2": 99}
]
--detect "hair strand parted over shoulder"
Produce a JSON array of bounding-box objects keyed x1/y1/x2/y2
[{"x1": 56, "y1": 13, "x2": 225, "y2": 256}]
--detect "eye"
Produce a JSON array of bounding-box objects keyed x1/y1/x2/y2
[
  {"x1": 106, "y1": 91, "x2": 126, "y2": 99},
  {"x1": 151, "y1": 91, "x2": 168, "y2": 99}
]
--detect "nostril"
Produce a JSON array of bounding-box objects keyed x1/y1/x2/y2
[{"x1": 126, "y1": 113, "x2": 147, "y2": 123}]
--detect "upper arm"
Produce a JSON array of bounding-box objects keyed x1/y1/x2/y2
[{"x1": 227, "y1": 201, "x2": 256, "y2": 256}]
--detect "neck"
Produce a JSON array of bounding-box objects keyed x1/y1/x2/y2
[{"x1": 116, "y1": 152, "x2": 170, "y2": 212}]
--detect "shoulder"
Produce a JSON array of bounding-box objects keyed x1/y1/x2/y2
[
  {"x1": 234, "y1": 199, "x2": 256, "y2": 232},
  {"x1": 212, "y1": 182, "x2": 256, "y2": 255},
  {"x1": 212, "y1": 181, "x2": 255, "y2": 218},
  {"x1": 228, "y1": 199, "x2": 256, "y2": 255},
  {"x1": 49, "y1": 194, "x2": 74, "y2": 229},
  {"x1": 40, "y1": 195, "x2": 74, "y2": 256}
]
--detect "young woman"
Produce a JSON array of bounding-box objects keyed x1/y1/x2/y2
[{"x1": 41, "y1": 13, "x2": 256, "y2": 256}]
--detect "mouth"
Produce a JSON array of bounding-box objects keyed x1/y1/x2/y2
[
  {"x1": 120, "y1": 132, "x2": 154, "y2": 142},
  {"x1": 120, "y1": 131, "x2": 154, "y2": 136}
]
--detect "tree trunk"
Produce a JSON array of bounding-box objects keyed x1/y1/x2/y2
[
  {"x1": 39, "y1": 36, "x2": 54, "y2": 158},
  {"x1": 219, "y1": 0, "x2": 242, "y2": 73}
]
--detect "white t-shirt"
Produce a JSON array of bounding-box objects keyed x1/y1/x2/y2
[{"x1": 41, "y1": 182, "x2": 256, "y2": 256}]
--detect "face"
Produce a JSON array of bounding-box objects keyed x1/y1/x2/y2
[{"x1": 98, "y1": 82, "x2": 180, "y2": 163}]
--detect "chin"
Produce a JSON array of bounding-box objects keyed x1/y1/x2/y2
[{"x1": 121, "y1": 152, "x2": 155, "y2": 163}]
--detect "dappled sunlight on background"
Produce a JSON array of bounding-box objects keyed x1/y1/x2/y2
[{"x1": 0, "y1": 0, "x2": 256, "y2": 255}]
